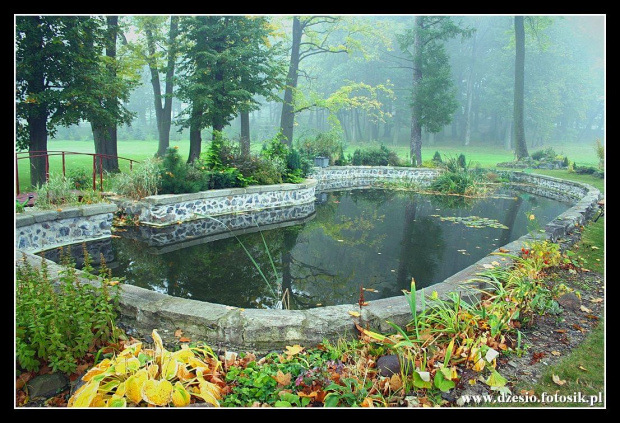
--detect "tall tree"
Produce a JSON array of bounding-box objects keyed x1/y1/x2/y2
[
  {"x1": 90, "y1": 16, "x2": 123, "y2": 173},
  {"x1": 279, "y1": 16, "x2": 355, "y2": 146},
  {"x1": 16, "y1": 16, "x2": 109, "y2": 187},
  {"x1": 398, "y1": 16, "x2": 473, "y2": 166},
  {"x1": 133, "y1": 16, "x2": 180, "y2": 157},
  {"x1": 177, "y1": 16, "x2": 285, "y2": 163},
  {"x1": 513, "y1": 16, "x2": 529, "y2": 160}
]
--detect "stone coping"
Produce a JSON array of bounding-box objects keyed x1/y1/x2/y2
[
  {"x1": 15, "y1": 203, "x2": 117, "y2": 228},
  {"x1": 14, "y1": 171, "x2": 602, "y2": 354}
]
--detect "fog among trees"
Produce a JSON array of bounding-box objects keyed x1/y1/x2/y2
[{"x1": 17, "y1": 15, "x2": 604, "y2": 176}]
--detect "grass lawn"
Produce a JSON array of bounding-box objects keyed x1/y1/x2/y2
[{"x1": 15, "y1": 138, "x2": 603, "y2": 193}]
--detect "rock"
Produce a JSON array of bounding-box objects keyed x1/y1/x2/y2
[
  {"x1": 26, "y1": 373, "x2": 70, "y2": 399},
  {"x1": 557, "y1": 292, "x2": 581, "y2": 312},
  {"x1": 376, "y1": 354, "x2": 414, "y2": 377}
]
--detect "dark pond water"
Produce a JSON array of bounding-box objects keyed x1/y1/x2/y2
[{"x1": 45, "y1": 188, "x2": 570, "y2": 310}]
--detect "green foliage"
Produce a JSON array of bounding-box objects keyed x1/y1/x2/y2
[
  {"x1": 109, "y1": 157, "x2": 161, "y2": 200},
  {"x1": 159, "y1": 147, "x2": 210, "y2": 194},
  {"x1": 34, "y1": 174, "x2": 79, "y2": 209},
  {"x1": 15, "y1": 196, "x2": 31, "y2": 213},
  {"x1": 531, "y1": 147, "x2": 557, "y2": 161},
  {"x1": 15, "y1": 248, "x2": 121, "y2": 374},
  {"x1": 595, "y1": 139, "x2": 604, "y2": 170},
  {"x1": 297, "y1": 130, "x2": 345, "y2": 165},
  {"x1": 67, "y1": 168, "x2": 91, "y2": 190},
  {"x1": 350, "y1": 144, "x2": 403, "y2": 166},
  {"x1": 432, "y1": 151, "x2": 443, "y2": 164},
  {"x1": 223, "y1": 349, "x2": 338, "y2": 407}
]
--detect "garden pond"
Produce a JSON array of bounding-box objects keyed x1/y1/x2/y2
[{"x1": 41, "y1": 187, "x2": 570, "y2": 311}]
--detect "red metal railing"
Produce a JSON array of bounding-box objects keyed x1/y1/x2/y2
[{"x1": 15, "y1": 150, "x2": 139, "y2": 195}]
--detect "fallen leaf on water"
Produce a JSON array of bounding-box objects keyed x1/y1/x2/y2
[{"x1": 552, "y1": 374, "x2": 566, "y2": 386}]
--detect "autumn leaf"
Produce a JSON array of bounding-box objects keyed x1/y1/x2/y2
[
  {"x1": 389, "y1": 374, "x2": 403, "y2": 391},
  {"x1": 174, "y1": 329, "x2": 184, "y2": 338},
  {"x1": 499, "y1": 247, "x2": 510, "y2": 253},
  {"x1": 274, "y1": 370, "x2": 291, "y2": 387},
  {"x1": 551, "y1": 351, "x2": 561, "y2": 356},
  {"x1": 552, "y1": 374, "x2": 566, "y2": 386},
  {"x1": 141, "y1": 379, "x2": 174, "y2": 406},
  {"x1": 578, "y1": 365, "x2": 589, "y2": 372},
  {"x1": 284, "y1": 345, "x2": 304, "y2": 359},
  {"x1": 590, "y1": 298, "x2": 603, "y2": 303},
  {"x1": 179, "y1": 337, "x2": 191, "y2": 343},
  {"x1": 348, "y1": 311, "x2": 361, "y2": 317},
  {"x1": 580, "y1": 305, "x2": 592, "y2": 313}
]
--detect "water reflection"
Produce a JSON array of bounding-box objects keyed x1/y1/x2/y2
[{"x1": 41, "y1": 188, "x2": 570, "y2": 310}]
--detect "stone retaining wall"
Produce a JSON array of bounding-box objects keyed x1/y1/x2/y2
[
  {"x1": 14, "y1": 171, "x2": 603, "y2": 354},
  {"x1": 311, "y1": 166, "x2": 440, "y2": 192},
  {"x1": 112, "y1": 179, "x2": 317, "y2": 227},
  {"x1": 15, "y1": 204, "x2": 117, "y2": 253}
]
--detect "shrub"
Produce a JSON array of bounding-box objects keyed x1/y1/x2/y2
[
  {"x1": 432, "y1": 151, "x2": 443, "y2": 164},
  {"x1": 159, "y1": 147, "x2": 210, "y2": 194},
  {"x1": 15, "y1": 248, "x2": 121, "y2": 374},
  {"x1": 67, "y1": 168, "x2": 91, "y2": 190},
  {"x1": 34, "y1": 174, "x2": 79, "y2": 208},
  {"x1": 350, "y1": 145, "x2": 402, "y2": 166},
  {"x1": 297, "y1": 130, "x2": 345, "y2": 165},
  {"x1": 595, "y1": 139, "x2": 604, "y2": 170},
  {"x1": 531, "y1": 147, "x2": 556, "y2": 161},
  {"x1": 109, "y1": 157, "x2": 161, "y2": 200}
]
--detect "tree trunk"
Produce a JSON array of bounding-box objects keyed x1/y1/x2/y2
[
  {"x1": 152, "y1": 16, "x2": 179, "y2": 157},
  {"x1": 91, "y1": 16, "x2": 119, "y2": 173},
  {"x1": 240, "y1": 110, "x2": 250, "y2": 157},
  {"x1": 188, "y1": 107, "x2": 202, "y2": 164},
  {"x1": 504, "y1": 120, "x2": 513, "y2": 150},
  {"x1": 464, "y1": 31, "x2": 477, "y2": 146},
  {"x1": 28, "y1": 111, "x2": 48, "y2": 188},
  {"x1": 410, "y1": 17, "x2": 424, "y2": 166},
  {"x1": 279, "y1": 16, "x2": 302, "y2": 146},
  {"x1": 25, "y1": 20, "x2": 49, "y2": 188},
  {"x1": 513, "y1": 16, "x2": 529, "y2": 160}
]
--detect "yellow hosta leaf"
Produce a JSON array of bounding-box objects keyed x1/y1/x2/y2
[
  {"x1": 115, "y1": 382, "x2": 126, "y2": 398},
  {"x1": 68, "y1": 381, "x2": 100, "y2": 407},
  {"x1": 100, "y1": 380, "x2": 121, "y2": 393},
  {"x1": 284, "y1": 344, "x2": 304, "y2": 359},
  {"x1": 152, "y1": 329, "x2": 165, "y2": 355},
  {"x1": 188, "y1": 357, "x2": 210, "y2": 372},
  {"x1": 172, "y1": 348, "x2": 195, "y2": 364},
  {"x1": 172, "y1": 382, "x2": 191, "y2": 407},
  {"x1": 125, "y1": 369, "x2": 148, "y2": 405},
  {"x1": 485, "y1": 370, "x2": 507, "y2": 388},
  {"x1": 91, "y1": 393, "x2": 107, "y2": 407},
  {"x1": 114, "y1": 356, "x2": 141, "y2": 375},
  {"x1": 82, "y1": 358, "x2": 113, "y2": 382},
  {"x1": 148, "y1": 364, "x2": 159, "y2": 379},
  {"x1": 107, "y1": 395, "x2": 127, "y2": 407},
  {"x1": 473, "y1": 359, "x2": 486, "y2": 372},
  {"x1": 176, "y1": 365, "x2": 195, "y2": 382},
  {"x1": 194, "y1": 369, "x2": 221, "y2": 406},
  {"x1": 161, "y1": 356, "x2": 179, "y2": 380},
  {"x1": 141, "y1": 379, "x2": 174, "y2": 406}
]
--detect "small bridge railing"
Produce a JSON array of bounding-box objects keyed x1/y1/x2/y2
[{"x1": 15, "y1": 150, "x2": 139, "y2": 195}]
